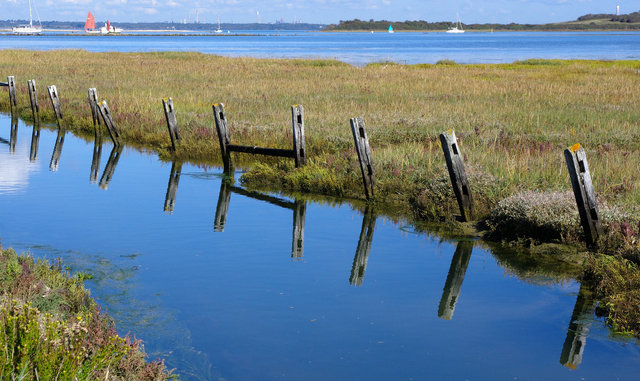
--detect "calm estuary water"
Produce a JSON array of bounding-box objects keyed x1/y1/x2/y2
[
  {"x1": 0, "y1": 31, "x2": 639, "y2": 64},
  {"x1": 1, "y1": 114, "x2": 639, "y2": 379}
]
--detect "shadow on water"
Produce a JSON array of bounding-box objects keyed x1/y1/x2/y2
[
  {"x1": 560, "y1": 283, "x2": 596, "y2": 370},
  {"x1": 213, "y1": 176, "x2": 307, "y2": 259},
  {"x1": 438, "y1": 240, "x2": 473, "y2": 320},
  {"x1": 49, "y1": 127, "x2": 65, "y2": 171},
  {"x1": 99, "y1": 144, "x2": 123, "y2": 190},
  {"x1": 164, "y1": 161, "x2": 182, "y2": 213},
  {"x1": 350, "y1": 206, "x2": 376, "y2": 286}
]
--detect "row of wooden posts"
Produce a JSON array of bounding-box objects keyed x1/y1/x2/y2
[{"x1": 2, "y1": 75, "x2": 603, "y2": 247}]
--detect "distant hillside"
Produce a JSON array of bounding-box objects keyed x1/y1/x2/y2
[
  {"x1": 325, "y1": 11, "x2": 640, "y2": 31},
  {"x1": 0, "y1": 20, "x2": 324, "y2": 31}
]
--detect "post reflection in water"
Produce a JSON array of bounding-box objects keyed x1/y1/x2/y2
[
  {"x1": 9, "y1": 117, "x2": 17, "y2": 154},
  {"x1": 30, "y1": 126, "x2": 40, "y2": 162},
  {"x1": 164, "y1": 161, "x2": 182, "y2": 213},
  {"x1": 560, "y1": 283, "x2": 596, "y2": 370},
  {"x1": 349, "y1": 207, "x2": 376, "y2": 286},
  {"x1": 49, "y1": 128, "x2": 66, "y2": 171},
  {"x1": 213, "y1": 179, "x2": 307, "y2": 258},
  {"x1": 99, "y1": 145, "x2": 123, "y2": 190},
  {"x1": 90, "y1": 134, "x2": 103, "y2": 183},
  {"x1": 438, "y1": 240, "x2": 474, "y2": 320}
]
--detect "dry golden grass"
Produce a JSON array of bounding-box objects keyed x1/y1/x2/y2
[{"x1": 1, "y1": 50, "x2": 639, "y2": 217}]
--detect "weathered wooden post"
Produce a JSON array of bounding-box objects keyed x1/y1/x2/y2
[
  {"x1": 164, "y1": 161, "x2": 182, "y2": 213},
  {"x1": 162, "y1": 97, "x2": 180, "y2": 151},
  {"x1": 292, "y1": 200, "x2": 306, "y2": 259},
  {"x1": 350, "y1": 207, "x2": 377, "y2": 286},
  {"x1": 97, "y1": 100, "x2": 120, "y2": 146},
  {"x1": 29, "y1": 126, "x2": 40, "y2": 162},
  {"x1": 350, "y1": 117, "x2": 375, "y2": 200},
  {"x1": 7, "y1": 76, "x2": 17, "y2": 112},
  {"x1": 9, "y1": 116, "x2": 17, "y2": 154},
  {"x1": 440, "y1": 131, "x2": 473, "y2": 222},
  {"x1": 213, "y1": 103, "x2": 233, "y2": 173},
  {"x1": 88, "y1": 88, "x2": 100, "y2": 129},
  {"x1": 90, "y1": 134, "x2": 103, "y2": 183},
  {"x1": 27, "y1": 79, "x2": 39, "y2": 123},
  {"x1": 214, "y1": 179, "x2": 232, "y2": 232},
  {"x1": 47, "y1": 85, "x2": 63, "y2": 125},
  {"x1": 99, "y1": 145, "x2": 123, "y2": 190},
  {"x1": 291, "y1": 105, "x2": 306, "y2": 167},
  {"x1": 564, "y1": 143, "x2": 602, "y2": 246},
  {"x1": 560, "y1": 283, "x2": 595, "y2": 369},
  {"x1": 438, "y1": 240, "x2": 473, "y2": 320},
  {"x1": 49, "y1": 129, "x2": 66, "y2": 171}
]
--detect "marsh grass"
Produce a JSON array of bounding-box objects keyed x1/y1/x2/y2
[
  {"x1": 1, "y1": 51, "x2": 639, "y2": 220},
  {"x1": 0, "y1": 248, "x2": 173, "y2": 380}
]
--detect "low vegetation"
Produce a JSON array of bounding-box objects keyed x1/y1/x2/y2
[
  {"x1": 0, "y1": 247, "x2": 174, "y2": 380},
  {"x1": 1, "y1": 50, "x2": 639, "y2": 336}
]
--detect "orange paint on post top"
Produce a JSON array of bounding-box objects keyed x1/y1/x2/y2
[{"x1": 570, "y1": 143, "x2": 581, "y2": 152}]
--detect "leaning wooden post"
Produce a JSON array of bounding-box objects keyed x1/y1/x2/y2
[
  {"x1": 291, "y1": 105, "x2": 306, "y2": 167},
  {"x1": 350, "y1": 117, "x2": 375, "y2": 200},
  {"x1": 88, "y1": 88, "x2": 101, "y2": 130},
  {"x1": 7, "y1": 76, "x2": 17, "y2": 112},
  {"x1": 97, "y1": 100, "x2": 120, "y2": 146},
  {"x1": 47, "y1": 85, "x2": 63, "y2": 126},
  {"x1": 214, "y1": 180, "x2": 232, "y2": 232},
  {"x1": 440, "y1": 131, "x2": 473, "y2": 222},
  {"x1": 564, "y1": 143, "x2": 602, "y2": 246},
  {"x1": 213, "y1": 103, "x2": 233, "y2": 173},
  {"x1": 162, "y1": 97, "x2": 180, "y2": 151},
  {"x1": 27, "y1": 79, "x2": 39, "y2": 123}
]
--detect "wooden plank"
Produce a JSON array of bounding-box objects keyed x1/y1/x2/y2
[
  {"x1": 439, "y1": 131, "x2": 474, "y2": 222},
  {"x1": 560, "y1": 283, "x2": 595, "y2": 369},
  {"x1": 213, "y1": 103, "x2": 233, "y2": 173},
  {"x1": 99, "y1": 145, "x2": 123, "y2": 190},
  {"x1": 164, "y1": 161, "x2": 182, "y2": 213},
  {"x1": 437, "y1": 240, "x2": 473, "y2": 320},
  {"x1": 88, "y1": 88, "x2": 100, "y2": 129},
  {"x1": 90, "y1": 134, "x2": 103, "y2": 183},
  {"x1": 47, "y1": 85, "x2": 63, "y2": 125},
  {"x1": 350, "y1": 207, "x2": 377, "y2": 286},
  {"x1": 214, "y1": 180, "x2": 232, "y2": 232},
  {"x1": 564, "y1": 143, "x2": 602, "y2": 246},
  {"x1": 350, "y1": 117, "x2": 375, "y2": 200},
  {"x1": 27, "y1": 79, "x2": 39, "y2": 122},
  {"x1": 291, "y1": 105, "x2": 306, "y2": 167},
  {"x1": 292, "y1": 200, "x2": 306, "y2": 259},
  {"x1": 29, "y1": 126, "x2": 40, "y2": 162},
  {"x1": 162, "y1": 97, "x2": 180, "y2": 151},
  {"x1": 97, "y1": 100, "x2": 120, "y2": 146},
  {"x1": 7, "y1": 76, "x2": 17, "y2": 110},
  {"x1": 49, "y1": 129, "x2": 66, "y2": 172},
  {"x1": 9, "y1": 117, "x2": 17, "y2": 154},
  {"x1": 227, "y1": 144, "x2": 296, "y2": 158}
]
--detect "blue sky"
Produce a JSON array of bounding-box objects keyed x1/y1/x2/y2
[{"x1": 2, "y1": 0, "x2": 639, "y2": 24}]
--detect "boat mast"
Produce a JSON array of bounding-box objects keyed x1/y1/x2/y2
[{"x1": 29, "y1": 0, "x2": 33, "y2": 27}]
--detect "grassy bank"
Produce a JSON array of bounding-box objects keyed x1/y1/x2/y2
[
  {"x1": 1, "y1": 51, "x2": 639, "y2": 335},
  {"x1": 0, "y1": 247, "x2": 173, "y2": 380}
]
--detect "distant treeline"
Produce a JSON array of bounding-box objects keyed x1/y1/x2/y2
[
  {"x1": 325, "y1": 11, "x2": 640, "y2": 31},
  {"x1": 0, "y1": 20, "x2": 324, "y2": 31}
]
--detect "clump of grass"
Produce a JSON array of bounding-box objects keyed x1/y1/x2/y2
[
  {"x1": 0, "y1": 248, "x2": 174, "y2": 380},
  {"x1": 435, "y1": 59, "x2": 457, "y2": 66},
  {"x1": 585, "y1": 254, "x2": 640, "y2": 337}
]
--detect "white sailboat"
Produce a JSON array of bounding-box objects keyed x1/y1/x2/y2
[
  {"x1": 214, "y1": 17, "x2": 223, "y2": 33},
  {"x1": 13, "y1": 0, "x2": 42, "y2": 35},
  {"x1": 446, "y1": 14, "x2": 464, "y2": 34}
]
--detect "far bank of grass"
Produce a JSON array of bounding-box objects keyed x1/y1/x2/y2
[
  {"x1": 0, "y1": 247, "x2": 174, "y2": 380},
  {"x1": 1, "y1": 51, "x2": 639, "y2": 336}
]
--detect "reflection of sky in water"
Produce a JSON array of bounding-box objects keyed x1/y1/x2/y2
[
  {"x1": 0, "y1": 114, "x2": 639, "y2": 380},
  {"x1": 0, "y1": 118, "x2": 39, "y2": 195}
]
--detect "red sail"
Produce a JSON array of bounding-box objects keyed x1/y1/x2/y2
[{"x1": 84, "y1": 12, "x2": 95, "y2": 30}]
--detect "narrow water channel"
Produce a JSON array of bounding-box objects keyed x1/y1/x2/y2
[{"x1": 0, "y1": 114, "x2": 638, "y2": 380}]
